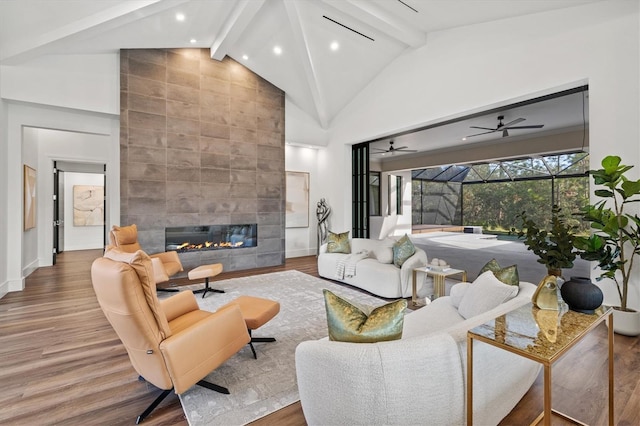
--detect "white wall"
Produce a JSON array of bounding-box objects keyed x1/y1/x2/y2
[
  {"x1": 371, "y1": 170, "x2": 412, "y2": 239},
  {"x1": 324, "y1": 1, "x2": 640, "y2": 308},
  {"x1": 394, "y1": 170, "x2": 413, "y2": 236},
  {"x1": 285, "y1": 144, "x2": 322, "y2": 257},
  {"x1": 316, "y1": 141, "x2": 353, "y2": 239},
  {"x1": 0, "y1": 97, "x2": 6, "y2": 298},
  {"x1": 4, "y1": 104, "x2": 119, "y2": 293},
  {"x1": 1, "y1": 52, "x2": 120, "y2": 294},
  {"x1": 21, "y1": 128, "x2": 39, "y2": 277},
  {"x1": 34, "y1": 127, "x2": 115, "y2": 266},
  {"x1": 1, "y1": 54, "x2": 119, "y2": 115},
  {"x1": 63, "y1": 172, "x2": 105, "y2": 251},
  {"x1": 285, "y1": 99, "x2": 330, "y2": 147}
]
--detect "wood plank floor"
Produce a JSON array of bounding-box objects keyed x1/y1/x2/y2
[{"x1": 1, "y1": 250, "x2": 638, "y2": 425}]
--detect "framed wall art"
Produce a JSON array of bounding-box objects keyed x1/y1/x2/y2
[
  {"x1": 286, "y1": 171, "x2": 309, "y2": 228},
  {"x1": 73, "y1": 185, "x2": 104, "y2": 226},
  {"x1": 23, "y1": 165, "x2": 37, "y2": 231}
]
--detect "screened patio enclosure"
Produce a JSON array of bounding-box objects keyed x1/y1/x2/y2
[{"x1": 411, "y1": 151, "x2": 590, "y2": 235}]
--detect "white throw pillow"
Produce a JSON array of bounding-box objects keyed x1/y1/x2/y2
[
  {"x1": 449, "y1": 282, "x2": 470, "y2": 308},
  {"x1": 373, "y1": 247, "x2": 394, "y2": 264},
  {"x1": 457, "y1": 271, "x2": 519, "y2": 319}
]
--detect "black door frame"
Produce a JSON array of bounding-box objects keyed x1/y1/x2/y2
[{"x1": 53, "y1": 160, "x2": 107, "y2": 262}]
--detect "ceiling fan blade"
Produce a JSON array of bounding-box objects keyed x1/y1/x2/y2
[
  {"x1": 393, "y1": 146, "x2": 410, "y2": 150},
  {"x1": 507, "y1": 125, "x2": 545, "y2": 129},
  {"x1": 501, "y1": 118, "x2": 526, "y2": 128},
  {"x1": 469, "y1": 126, "x2": 496, "y2": 131},
  {"x1": 397, "y1": 148, "x2": 418, "y2": 152},
  {"x1": 371, "y1": 148, "x2": 389, "y2": 152},
  {"x1": 466, "y1": 130, "x2": 496, "y2": 138}
]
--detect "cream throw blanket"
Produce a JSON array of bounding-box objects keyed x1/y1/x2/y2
[{"x1": 335, "y1": 250, "x2": 369, "y2": 279}]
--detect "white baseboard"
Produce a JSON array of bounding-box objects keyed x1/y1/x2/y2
[
  {"x1": 285, "y1": 248, "x2": 316, "y2": 258},
  {"x1": 0, "y1": 280, "x2": 8, "y2": 300},
  {"x1": 7, "y1": 277, "x2": 25, "y2": 293},
  {"x1": 64, "y1": 245, "x2": 104, "y2": 251},
  {"x1": 23, "y1": 259, "x2": 40, "y2": 278}
]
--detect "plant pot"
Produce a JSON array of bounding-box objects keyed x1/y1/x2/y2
[
  {"x1": 547, "y1": 268, "x2": 562, "y2": 277},
  {"x1": 559, "y1": 276, "x2": 603, "y2": 314},
  {"x1": 612, "y1": 308, "x2": 640, "y2": 336}
]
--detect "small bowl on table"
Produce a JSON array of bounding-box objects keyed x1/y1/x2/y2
[{"x1": 427, "y1": 264, "x2": 451, "y2": 272}]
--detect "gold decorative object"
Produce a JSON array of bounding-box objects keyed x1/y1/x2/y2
[
  {"x1": 535, "y1": 308, "x2": 559, "y2": 343},
  {"x1": 531, "y1": 275, "x2": 559, "y2": 310}
]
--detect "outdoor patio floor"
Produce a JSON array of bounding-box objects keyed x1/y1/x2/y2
[{"x1": 410, "y1": 231, "x2": 590, "y2": 284}]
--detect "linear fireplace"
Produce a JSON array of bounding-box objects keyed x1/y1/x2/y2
[{"x1": 165, "y1": 224, "x2": 258, "y2": 253}]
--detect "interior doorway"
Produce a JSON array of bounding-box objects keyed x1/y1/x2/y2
[{"x1": 53, "y1": 161, "x2": 106, "y2": 265}]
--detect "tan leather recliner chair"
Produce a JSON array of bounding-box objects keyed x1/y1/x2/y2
[
  {"x1": 91, "y1": 248, "x2": 250, "y2": 424},
  {"x1": 109, "y1": 224, "x2": 183, "y2": 289}
]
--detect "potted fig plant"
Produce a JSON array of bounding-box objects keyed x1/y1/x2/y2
[
  {"x1": 574, "y1": 155, "x2": 640, "y2": 335},
  {"x1": 514, "y1": 205, "x2": 600, "y2": 311},
  {"x1": 515, "y1": 204, "x2": 578, "y2": 277}
]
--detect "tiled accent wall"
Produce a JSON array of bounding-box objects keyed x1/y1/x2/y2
[{"x1": 120, "y1": 49, "x2": 285, "y2": 274}]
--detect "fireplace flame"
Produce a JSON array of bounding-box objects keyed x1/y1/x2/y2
[
  {"x1": 174, "y1": 240, "x2": 245, "y2": 252},
  {"x1": 165, "y1": 224, "x2": 257, "y2": 253}
]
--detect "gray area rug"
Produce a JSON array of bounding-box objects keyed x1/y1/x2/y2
[{"x1": 170, "y1": 270, "x2": 389, "y2": 426}]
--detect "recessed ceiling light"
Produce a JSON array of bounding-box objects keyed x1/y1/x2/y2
[
  {"x1": 242, "y1": 54, "x2": 249, "y2": 60},
  {"x1": 330, "y1": 41, "x2": 339, "y2": 51},
  {"x1": 190, "y1": 39, "x2": 197, "y2": 44},
  {"x1": 462, "y1": 137, "x2": 467, "y2": 141},
  {"x1": 176, "y1": 13, "x2": 185, "y2": 21},
  {"x1": 273, "y1": 46, "x2": 282, "y2": 55}
]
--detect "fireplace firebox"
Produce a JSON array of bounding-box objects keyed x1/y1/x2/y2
[{"x1": 165, "y1": 224, "x2": 257, "y2": 253}]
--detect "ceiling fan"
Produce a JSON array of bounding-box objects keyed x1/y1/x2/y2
[
  {"x1": 466, "y1": 115, "x2": 544, "y2": 138},
  {"x1": 372, "y1": 140, "x2": 418, "y2": 155}
]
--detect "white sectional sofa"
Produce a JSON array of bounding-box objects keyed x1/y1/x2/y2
[
  {"x1": 295, "y1": 280, "x2": 541, "y2": 426},
  {"x1": 317, "y1": 237, "x2": 428, "y2": 298}
]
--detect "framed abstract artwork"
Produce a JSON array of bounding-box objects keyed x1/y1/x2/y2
[
  {"x1": 286, "y1": 171, "x2": 309, "y2": 228},
  {"x1": 23, "y1": 165, "x2": 37, "y2": 230},
  {"x1": 73, "y1": 185, "x2": 104, "y2": 226}
]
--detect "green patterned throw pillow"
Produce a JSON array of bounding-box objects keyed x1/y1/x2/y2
[
  {"x1": 327, "y1": 231, "x2": 351, "y2": 254},
  {"x1": 392, "y1": 234, "x2": 416, "y2": 267},
  {"x1": 323, "y1": 289, "x2": 407, "y2": 343},
  {"x1": 479, "y1": 258, "x2": 519, "y2": 286}
]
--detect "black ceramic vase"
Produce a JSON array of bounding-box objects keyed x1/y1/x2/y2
[{"x1": 560, "y1": 276, "x2": 603, "y2": 314}]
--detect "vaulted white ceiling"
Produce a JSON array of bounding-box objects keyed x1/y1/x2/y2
[{"x1": 0, "y1": 0, "x2": 599, "y2": 134}]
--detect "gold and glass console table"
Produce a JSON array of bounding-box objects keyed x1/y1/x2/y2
[
  {"x1": 467, "y1": 303, "x2": 613, "y2": 426},
  {"x1": 412, "y1": 266, "x2": 467, "y2": 307}
]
